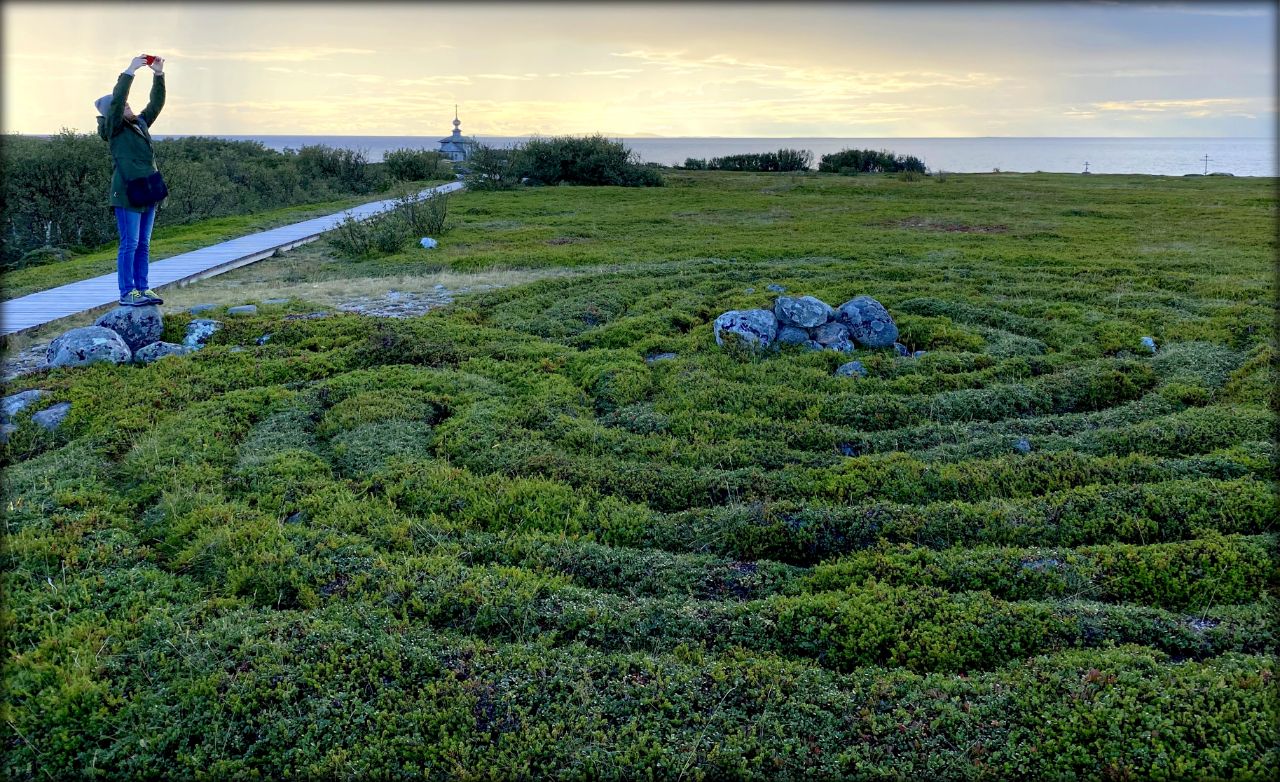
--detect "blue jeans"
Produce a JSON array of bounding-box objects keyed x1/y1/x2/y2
[{"x1": 115, "y1": 204, "x2": 157, "y2": 296}]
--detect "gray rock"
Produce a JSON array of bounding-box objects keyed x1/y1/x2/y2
[
  {"x1": 433, "y1": 284, "x2": 446, "y2": 291},
  {"x1": 94, "y1": 305, "x2": 163, "y2": 352},
  {"x1": 836, "y1": 296, "x2": 899, "y2": 348},
  {"x1": 2, "y1": 389, "x2": 46, "y2": 421},
  {"x1": 262, "y1": 298, "x2": 290, "y2": 305},
  {"x1": 803, "y1": 340, "x2": 825, "y2": 351},
  {"x1": 893, "y1": 342, "x2": 910, "y2": 357},
  {"x1": 713, "y1": 309, "x2": 778, "y2": 350},
  {"x1": 1021, "y1": 557, "x2": 1062, "y2": 572},
  {"x1": 812, "y1": 321, "x2": 851, "y2": 347},
  {"x1": 744, "y1": 287, "x2": 755, "y2": 294},
  {"x1": 227, "y1": 305, "x2": 258, "y2": 317},
  {"x1": 0, "y1": 423, "x2": 16, "y2": 444},
  {"x1": 645, "y1": 352, "x2": 677, "y2": 364},
  {"x1": 134, "y1": 342, "x2": 192, "y2": 364},
  {"x1": 188, "y1": 303, "x2": 216, "y2": 314},
  {"x1": 912, "y1": 350, "x2": 928, "y2": 359},
  {"x1": 836, "y1": 360, "x2": 867, "y2": 378},
  {"x1": 1140, "y1": 336, "x2": 1157, "y2": 354},
  {"x1": 32, "y1": 402, "x2": 71, "y2": 430},
  {"x1": 774, "y1": 295, "x2": 834, "y2": 328},
  {"x1": 256, "y1": 333, "x2": 273, "y2": 346},
  {"x1": 47, "y1": 326, "x2": 132, "y2": 368},
  {"x1": 823, "y1": 337, "x2": 857, "y2": 353},
  {"x1": 183, "y1": 319, "x2": 224, "y2": 349},
  {"x1": 777, "y1": 326, "x2": 810, "y2": 345},
  {"x1": 766, "y1": 283, "x2": 786, "y2": 293},
  {"x1": 1013, "y1": 437, "x2": 1032, "y2": 454}
]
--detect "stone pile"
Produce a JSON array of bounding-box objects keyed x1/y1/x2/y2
[
  {"x1": 44, "y1": 305, "x2": 223, "y2": 371},
  {"x1": 714, "y1": 294, "x2": 900, "y2": 354}
]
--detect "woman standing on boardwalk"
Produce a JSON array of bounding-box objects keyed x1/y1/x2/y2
[{"x1": 95, "y1": 54, "x2": 166, "y2": 307}]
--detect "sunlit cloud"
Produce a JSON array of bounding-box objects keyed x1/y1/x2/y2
[{"x1": 165, "y1": 46, "x2": 376, "y2": 63}]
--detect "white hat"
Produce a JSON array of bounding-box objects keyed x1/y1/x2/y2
[{"x1": 94, "y1": 94, "x2": 113, "y2": 116}]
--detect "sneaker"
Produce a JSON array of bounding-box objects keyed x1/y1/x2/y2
[
  {"x1": 141, "y1": 288, "x2": 165, "y2": 305},
  {"x1": 120, "y1": 289, "x2": 147, "y2": 307}
]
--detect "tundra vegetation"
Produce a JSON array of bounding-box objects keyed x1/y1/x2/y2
[{"x1": 2, "y1": 168, "x2": 1276, "y2": 779}]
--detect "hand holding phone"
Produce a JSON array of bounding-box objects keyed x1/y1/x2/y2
[{"x1": 143, "y1": 54, "x2": 157, "y2": 65}]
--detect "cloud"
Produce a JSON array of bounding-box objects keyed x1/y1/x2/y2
[
  {"x1": 1091, "y1": 97, "x2": 1264, "y2": 116},
  {"x1": 396, "y1": 76, "x2": 473, "y2": 86},
  {"x1": 165, "y1": 46, "x2": 375, "y2": 63}
]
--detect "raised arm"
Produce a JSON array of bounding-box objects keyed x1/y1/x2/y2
[
  {"x1": 140, "y1": 57, "x2": 166, "y2": 126},
  {"x1": 106, "y1": 55, "x2": 147, "y2": 136}
]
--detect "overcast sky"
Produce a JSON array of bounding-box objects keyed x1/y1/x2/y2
[{"x1": 3, "y1": 1, "x2": 1274, "y2": 137}]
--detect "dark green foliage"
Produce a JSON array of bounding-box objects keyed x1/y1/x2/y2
[
  {"x1": 0, "y1": 132, "x2": 445, "y2": 268},
  {"x1": 701, "y1": 148, "x2": 813, "y2": 172},
  {"x1": 514, "y1": 134, "x2": 664, "y2": 187},
  {"x1": 2, "y1": 171, "x2": 1276, "y2": 778},
  {"x1": 382, "y1": 147, "x2": 448, "y2": 181},
  {"x1": 819, "y1": 147, "x2": 927, "y2": 173},
  {"x1": 463, "y1": 143, "x2": 521, "y2": 191}
]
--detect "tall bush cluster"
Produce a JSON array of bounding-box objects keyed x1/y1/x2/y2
[
  {"x1": 326, "y1": 188, "x2": 451, "y2": 258},
  {"x1": 0, "y1": 132, "x2": 451, "y2": 269},
  {"x1": 464, "y1": 135, "x2": 663, "y2": 190},
  {"x1": 819, "y1": 148, "x2": 927, "y2": 174},
  {"x1": 684, "y1": 148, "x2": 813, "y2": 172}
]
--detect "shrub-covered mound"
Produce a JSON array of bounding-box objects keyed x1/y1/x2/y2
[{"x1": 2, "y1": 179, "x2": 1276, "y2": 778}]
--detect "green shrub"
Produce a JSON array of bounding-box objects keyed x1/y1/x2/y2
[
  {"x1": 382, "y1": 147, "x2": 447, "y2": 181},
  {"x1": 819, "y1": 148, "x2": 926, "y2": 173},
  {"x1": 514, "y1": 134, "x2": 663, "y2": 187}
]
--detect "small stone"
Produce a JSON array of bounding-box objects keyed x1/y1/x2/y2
[
  {"x1": 836, "y1": 360, "x2": 867, "y2": 378},
  {"x1": 228, "y1": 346, "x2": 246, "y2": 354},
  {"x1": 420, "y1": 237, "x2": 439, "y2": 249},
  {"x1": 2, "y1": 389, "x2": 46, "y2": 421},
  {"x1": 912, "y1": 350, "x2": 928, "y2": 359},
  {"x1": 47, "y1": 326, "x2": 132, "y2": 368},
  {"x1": 803, "y1": 340, "x2": 825, "y2": 351},
  {"x1": 227, "y1": 305, "x2": 258, "y2": 317},
  {"x1": 94, "y1": 305, "x2": 163, "y2": 352},
  {"x1": 1140, "y1": 336, "x2": 1157, "y2": 354},
  {"x1": 433, "y1": 284, "x2": 447, "y2": 291},
  {"x1": 183, "y1": 319, "x2": 224, "y2": 349},
  {"x1": 824, "y1": 337, "x2": 857, "y2": 353},
  {"x1": 1021, "y1": 557, "x2": 1062, "y2": 571},
  {"x1": 766, "y1": 283, "x2": 785, "y2": 293},
  {"x1": 645, "y1": 352, "x2": 677, "y2": 364},
  {"x1": 285, "y1": 511, "x2": 306, "y2": 524},
  {"x1": 0, "y1": 423, "x2": 16, "y2": 444},
  {"x1": 837, "y1": 442, "x2": 859, "y2": 456},
  {"x1": 133, "y1": 342, "x2": 192, "y2": 364},
  {"x1": 744, "y1": 287, "x2": 755, "y2": 294},
  {"x1": 256, "y1": 333, "x2": 273, "y2": 346},
  {"x1": 188, "y1": 303, "x2": 216, "y2": 314},
  {"x1": 32, "y1": 402, "x2": 71, "y2": 430},
  {"x1": 262, "y1": 298, "x2": 290, "y2": 305},
  {"x1": 774, "y1": 295, "x2": 835, "y2": 329},
  {"x1": 893, "y1": 342, "x2": 910, "y2": 357},
  {"x1": 1013, "y1": 437, "x2": 1032, "y2": 454}
]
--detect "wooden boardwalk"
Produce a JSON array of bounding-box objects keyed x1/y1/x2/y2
[{"x1": 1, "y1": 181, "x2": 464, "y2": 336}]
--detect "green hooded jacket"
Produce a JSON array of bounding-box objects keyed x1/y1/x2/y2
[{"x1": 96, "y1": 71, "x2": 165, "y2": 212}]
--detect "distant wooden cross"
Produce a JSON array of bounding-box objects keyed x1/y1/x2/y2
[
  {"x1": 1083, "y1": 161, "x2": 1090, "y2": 173},
  {"x1": 1202, "y1": 154, "x2": 1211, "y2": 175}
]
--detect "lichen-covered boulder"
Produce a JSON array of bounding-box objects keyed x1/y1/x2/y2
[
  {"x1": 714, "y1": 309, "x2": 778, "y2": 349},
  {"x1": 134, "y1": 342, "x2": 193, "y2": 364},
  {"x1": 645, "y1": 352, "x2": 677, "y2": 364},
  {"x1": 766, "y1": 283, "x2": 786, "y2": 293},
  {"x1": 803, "y1": 340, "x2": 825, "y2": 351},
  {"x1": 1013, "y1": 437, "x2": 1032, "y2": 454},
  {"x1": 812, "y1": 321, "x2": 851, "y2": 347},
  {"x1": 777, "y1": 326, "x2": 810, "y2": 345},
  {"x1": 183, "y1": 319, "x2": 224, "y2": 349},
  {"x1": 893, "y1": 342, "x2": 910, "y2": 357},
  {"x1": 774, "y1": 296, "x2": 834, "y2": 328},
  {"x1": 823, "y1": 337, "x2": 857, "y2": 353},
  {"x1": 46, "y1": 326, "x2": 132, "y2": 368},
  {"x1": 32, "y1": 401, "x2": 71, "y2": 430},
  {"x1": 2, "y1": 389, "x2": 45, "y2": 421},
  {"x1": 836, "y1": 296, "x2": 898, "y2": 348},
  {"x1": 228, "y1": 304, "x2": 258, "y2": 317},
  {"x1": 1140, "y1": 336, "x2": 1157, "y2": 354},
  {"x1": 836, "y1": 360, "x2": 867, "y2": 378},
  {"x1": 94, "y1": 305, "x2": 163, "y2": 352}
]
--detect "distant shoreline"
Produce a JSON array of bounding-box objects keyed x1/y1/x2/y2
[{"x1": 10, "y1": 133, "x2": 1276, "y2": 176}]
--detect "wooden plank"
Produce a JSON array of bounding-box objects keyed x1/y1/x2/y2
[{"x1": 1, "y1": 182, "x2": 463, "y2": 336}]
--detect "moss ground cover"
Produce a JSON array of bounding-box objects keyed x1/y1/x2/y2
[{"x1": 2, "y1": 171, "x2": 1276, "y2": 778}]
